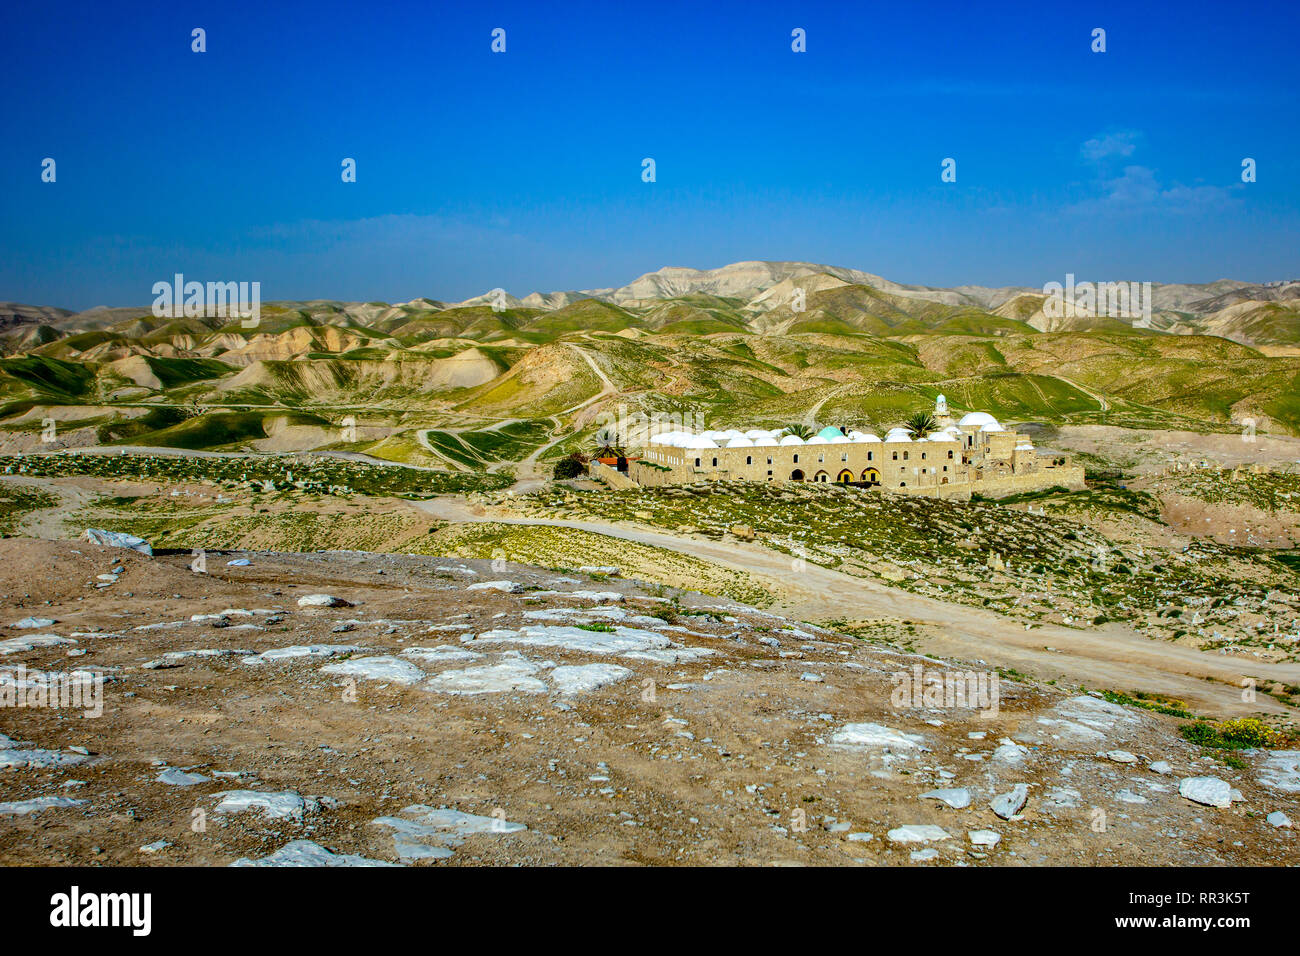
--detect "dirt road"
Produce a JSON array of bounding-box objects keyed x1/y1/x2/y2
[{"x1": 413, "y1": 496, "x2": 1300, "y2": 716}]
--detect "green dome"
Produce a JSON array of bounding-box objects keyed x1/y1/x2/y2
[{"x1": 816, "y1": 426, "x2": 844, "y2": 440}]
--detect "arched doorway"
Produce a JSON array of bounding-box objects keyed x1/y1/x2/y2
[
  {"x1": 790, "y1": 469, "x2": 804, "y2": 481},
  {"x1": 861, "y1": 468, "x2": 880, "y2": 485},
  {"x1": 814, "y1": 470, "x2": 829, "y2": 483},
  {"x1": 836, "y1": 469, "x2": 854, "y2": 483}
]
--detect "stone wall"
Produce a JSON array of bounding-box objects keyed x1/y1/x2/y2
[
  {"x1": 589, "y1": 461, "x2": 641, "y2": 490},
  {"x1": 969, "y1": 464, "x2": 1087, "y2": 497}
]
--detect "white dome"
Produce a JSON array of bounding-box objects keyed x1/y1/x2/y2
[
  {"x1": 779, "y1": 435, "x2": 805, "y2": 446},
  {"x1": 927, "y1": 431, "x2": 957, "y2": 442},
  {"x1": 806, "y1": 436, "x2": 829, "y2": 445},
  {"x1": 752, "y1": 437, "x2": 778, "y2": 447},
  {"x1": 943, "y1": 425, "x2": 961, "y2": 436},
  {"x1": 979, "y1": 423, "x2": 1005, "y2": 433},
  {"x1": 724, "y1": 429, "x2": 747, "y2": 439},
  {"x1": 726, "y1": 436, "x2": 755, "y2": 448},
  {"x1": 852, "y1": 432, "x2": 881, "y2": 443},
  {"x1": 1014, "y1": 442, "x2": 1034, "y2": 451},
  {"x1": 744, "y1": 429, "x2": 771, "y2": 439},
  {"x1": 884, "y1": 428, "x2": 913, "y2": 442},
  {"x1": 682, "y1": 436, "x2": 719, "y2": 449},
  {"x1": 829, "y1": 435, "x2": 851, "y2": 444},
  {"x1": 958, "y1": 412, "x2": 998, "y2": 428},
  {"x1": 701, "y1": 430, "x2": 730, "y2": 442}
]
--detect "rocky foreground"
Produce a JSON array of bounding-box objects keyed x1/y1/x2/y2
[{"x1": 0, "y1": 537, "x2": 1296, "y2": 866}]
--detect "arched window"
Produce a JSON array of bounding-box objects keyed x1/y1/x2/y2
[{"x1": 790, "y1": 469, "x2": 804, "y2": 481}]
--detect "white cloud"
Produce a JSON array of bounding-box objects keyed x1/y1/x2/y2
[{"x1": 1081, "y1": 131, "x2": 1140, "y2": 163}]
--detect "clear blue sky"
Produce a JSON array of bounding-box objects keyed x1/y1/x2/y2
[{"x1": 2, "y1": 0, "x2": 1297, "y2": 309}]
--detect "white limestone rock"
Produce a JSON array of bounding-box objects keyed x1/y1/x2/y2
[
  {"x1": 214, "y1": 790, "x2": 318, "y2": 820},
  {"x1": 231, "y1": 840, "x2": 396, "y2": 867},
  {"x1": 320, "y1": 655, "x2": 426, "y2": 685},
  {"x1": 920, "y1": 788, "x2": 971, "y2": 809},
  {"x1": 887, "y1": 824, "x2": 950, "y2": 844},
  {"x1": 831, "y1": 723, "x2": 926, "y2": 751},
  {"x1": 1259, "y1": 751, "x2": 1300, "y2": 793},
  {"x1": 549, "y1": 663, "x2": 632, "y2": 695},
  {"x1": 1179, "y1": 776, "x2": 1232, "y2": 808},
  {"x1": 990, "y1": 783, "x2": 1030, "y2": 820}
]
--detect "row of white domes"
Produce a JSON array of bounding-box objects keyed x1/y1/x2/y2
[{"x1": 647, "y1": 413, "x2": 1005, "y2": 450}]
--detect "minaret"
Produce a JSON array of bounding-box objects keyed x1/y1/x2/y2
[{"x1": 934, "y1": 394, "x2": 954, "y2": 427}]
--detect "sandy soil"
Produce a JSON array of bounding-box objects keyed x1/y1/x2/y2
[{"x1": 1, "y1": 538, "x2": 1297, "y2": 867}]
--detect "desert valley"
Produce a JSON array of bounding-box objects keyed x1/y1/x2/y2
[{"x1": 0, "y1": 260, "x2": 1298, "y2": 866}]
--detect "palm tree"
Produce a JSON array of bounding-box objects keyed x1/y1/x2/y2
[
  {"x1": 784, "y1": 422, "x2": 815, "y2": 440},
  {"x1": 592, "y1": 427, "x2": 625, "y2": 458},
  {"x1": 905, "y1": 411, "x2": 938, "y2": 438}
]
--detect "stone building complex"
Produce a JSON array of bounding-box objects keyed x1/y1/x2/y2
[{"x1": 621, "y1": 397, "x2": 1084, "y2": 499}]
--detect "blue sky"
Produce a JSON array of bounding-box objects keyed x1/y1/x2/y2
[{"x1": 2, "y1": 0, "x2": 1297, "y2": 309}]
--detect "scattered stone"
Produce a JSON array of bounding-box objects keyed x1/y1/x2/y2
[
  {"x1": 831, "y1": 723, "x2": 926, "y2": 751},
  {"x1": 424, "y1": 657, "x2": 547, "y2": 695},
  {"x1": 1259, "y1": 751, "x2": 1300, "y2": 793},
  {"x1": 549, "y1": 663, "x2": 633, "y2": 695},
  {"x1": 214, "y1": 790, "x2": 318, "y2": 820},
  {"x1": 297, "y1": 594, "x2": 352, "y2": 608},
  {"x1": 990, "y1": 784, "x2": 1029, "y2": 820},
  {"x1": 0, "y1": 634, "x2": 76, "y2": 655},
  {"x1": 0, "y1": 795, "x2": 86, "y2": 815},
  {"x1": 241, "y1": 645, "x2": 364, "y2": 665},
  {"x1": 9, "y1": 617, "x2": 56, "y2": 629},
  {"x1": 1179, "y1": 776, "x2": 1232, "y2": 808},
  {"x1": 466, "y1": 581, "x2": 523, "y2": 594},
  {"x1": 920, "y1": 788, "x2": 971, "y2": 809},
  {"x1": 0, "y1": 748, "x2": 90, "y2": 770},
  {"x1": 231, "y1": 840, "x2": 396, "y2": 867},
  {"x1": 968, "y1": 829, "x2": 1001, "y2": 847},
  {"x1": 320, "y1": 656, "x2": 427, "y2": 686},
  {"x1": 887, "y1": 824, "x2": 950, "y2": 844},
  {"x1": 992, "y1": 741, "x2": 1029, "y2": 765},
  {"x1": 156, "y1": 768, "x2": 209, "y2": 787},
  {"x1": 83, "y1": 528, "x2": 152, "y2": 555}
]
